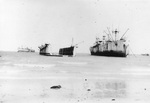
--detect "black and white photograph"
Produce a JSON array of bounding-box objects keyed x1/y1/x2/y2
[{"x1": 0, "y1": 0, "x2": 150, "y2": 103}]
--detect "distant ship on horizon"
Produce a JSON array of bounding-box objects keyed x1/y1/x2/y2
[
  {"x1": 18, "y1": 47, "x2": 35, "y2": 52},
  {"x1": 141, "y1": 54, "x2": 149, "y2": 56},
  {"x1": 90, "y1": 28, "x2": 129, "y2": 57}
]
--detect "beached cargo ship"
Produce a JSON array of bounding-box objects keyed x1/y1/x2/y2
[
  {"x1": 18, "y1": 47, "x2": 35, "y2": 52},
  {"x1": 59, "y1": 39, "x2": 83, "y2": 56},
  {"x1": 59, "y1": 46, "x2": 75, "y2": 56},
  {"x1": 90, "y1": 28, "x2": 129, "y2": 57},
  {"x1": 38, "y1": 43, "x2": 62, "y2": 57}
]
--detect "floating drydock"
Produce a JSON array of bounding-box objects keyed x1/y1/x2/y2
[
  {"x1": 38, "y1": 43, "x2": 62, "y2": 57},
  {"x1": 18, "y1": 47, "x2": 35, "y2": 52},
  {"x1": 90, "y1": 28, "x2": 129, "y2": 57}
]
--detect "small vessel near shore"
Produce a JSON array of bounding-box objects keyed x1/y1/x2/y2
[
  {"x1": 38, "y1": 43, "x2": 62, "y2": 57},
  {"x1": 18, "y1": 47, "x2": 35, "y2": 52},
  {"x1": 90, "y1": 28, "x2": 129, "y2": 57},
  {"x1": 141, "y1": 54, "x2": 149, "y2": 56}
]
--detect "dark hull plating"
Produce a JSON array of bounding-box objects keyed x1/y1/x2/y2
[
  {"x1": 59, "y1": 46, "x2": 74, "y2": 56},
  {"x1": 39, "y1": 53, "x2": 62, "y2": 57},
  {"x1": 90, "y1": 51, "x2": 127, "y2": 57}
]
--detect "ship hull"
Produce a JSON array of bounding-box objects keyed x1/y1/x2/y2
[
  {"x1": 18, "y1": 50, "x2": 29, "y2": 52},
  {"x1": 39, "y1": 52, "x2": 50, "y2": 55},
  {"x1": 18, "y1": 48, "x2": 35, "y2": 52},
  {"x1": 39, "y1": 53, "x2": 62, "y2": 57},
  {"x1": 18, "y1": 50, "x2": 35, "y2": 52},
  {"x1": 90, "y1": 51, "x2": 127, "y2": 57},
  {"x1": 59, "y1": 46, "x2": 74, "y2": 56}
]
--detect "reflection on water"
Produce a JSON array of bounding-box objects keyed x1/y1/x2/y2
[{"x1": 94, "y1": 80, "x2": 126, "y2": 98}]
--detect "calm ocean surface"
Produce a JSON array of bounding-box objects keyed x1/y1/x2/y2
[
  {"x1": 1, "y1": 51, "x2": 150, "y2": 103},
  {"x1": 1, "y1": 51, "x2": 150, "y2": 78}
]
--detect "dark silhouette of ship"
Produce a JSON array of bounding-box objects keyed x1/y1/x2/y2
[
  {"x1": 59, "y1": 39, "x2": 83, "y2": 56},
  {"x1": 59, "y1": 46, "x2": 75, "y2": 56},
  {"x1": 90, "y1": 28, "x2": 129, "y2": 57},
  {"x1": 18, "y1": 47, "x2": 35, "y2": 52},
  {"x1": 38, "y1": 43, "x2": 62, "y2": 57}
]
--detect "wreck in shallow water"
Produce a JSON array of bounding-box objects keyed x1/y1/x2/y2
[
  {"x1": 90, "y1": 28, "x2": 129, "y2": 57},
  {"x1": 59, "y1": 39, "x2": 83, "y2": 57},
  {"x1": 38, "y1": 43, "x2": 62, "y2": 57}
]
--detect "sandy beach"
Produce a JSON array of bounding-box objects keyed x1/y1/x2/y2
[{"x1": 0, "y1": 52, "x2": 150, "y2": 103}]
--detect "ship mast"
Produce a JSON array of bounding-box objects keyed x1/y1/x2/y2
[
  {"x1": 74, "y1": 41, "x2": 84, "y2": 47},
  {"x1": 106, "y1": 27, "x2": 115, "y2": 42},
  {"x1": 112, "y1": 29, "x2": 119, "y2": 41},
  {"x1": 71, "y1": 37, "x2": 84, "y2": 47},
  {"x1": 120, "y1": 28, "x2": 129, "y2": 40},
  {"x1": 104, "y1": 31, "x2": 111, "y2": 41},
  {"x1": 71, "y1": 38, "x2": 74, "y2": 46}
]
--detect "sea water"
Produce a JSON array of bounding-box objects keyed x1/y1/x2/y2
[
  {"x1": 1, "y1": 51, "x2": 150, "y2": 78},
  {"x1": 0, "y1": 51, "x2": 150, "y2": 103}
]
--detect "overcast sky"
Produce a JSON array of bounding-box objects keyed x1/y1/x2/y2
[{"x1": 0, "y1": 0, "x2": 150, "y2": 54}]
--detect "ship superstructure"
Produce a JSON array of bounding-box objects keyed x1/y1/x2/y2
[
  {"x1": 38, "y1": 43, "x2": 51, "y2": 55},
  {"x1": 90, "y1": 28, "x2": 129, "y2": 57}
]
